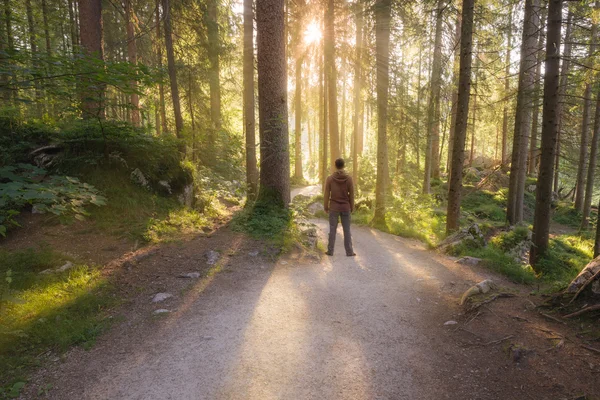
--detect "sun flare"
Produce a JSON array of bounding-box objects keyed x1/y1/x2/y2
[{"x1": 304, "y1": 20, "x2": 322, "y2": 45}]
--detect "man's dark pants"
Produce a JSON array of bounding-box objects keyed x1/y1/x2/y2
[{"x1": 328, "y1": 211, "x2": 354, "y2": 255}]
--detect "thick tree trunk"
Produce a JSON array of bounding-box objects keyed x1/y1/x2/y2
[
  {"x1": 243, "y1": 0, "x2": 258, "y2": 198},
  {"x1": 507, "y1": 0, "x2": 539, "y2": 225},
  {"x1": 207, "y1": 0, "x2": 221, "y2": 152},
  {"x1": 162, "y1": 0, "x2": 184, "y2": 137},
  {"x1": 446, "y1": 0, "x2": 474, "y2": 234},
  {"x1": 528, "y1": 13, "x2": 545, "y2": 175},
  {"x1": 582, "y1": 94, "x2": 600, "y2": 229},
  {"x1": 501, "y1": 3, "x2": 512, "y2": 168},
  {"x1": 26, "y1": 0, "x2": 43, "y2": 117},
  {"x1": 294, "y1": 55, "x2": 304, "y2": 180},
  {"x1": 125, "y1": 0, "x2": 140, "y2": 127},
  {"x1": 447, "y1": 14, "x2": 461, "y2": 177},
  {"x1": 415, "y1": 45, "x2": 422, "y2": 171},
  {"x1": 373, "y1": 0, "x2": 391, "y2": 224},
  {"x1": 256, "y1": 0, "x2": 290, "y2": 206},
  {"x1": 574, "y1": 11, "x2": 598, "y2": 212},
  {"x1": 595, "y1": 197, "x2": 600, "y2": 257},
  {"x1": 423, "y1": 0, "x2": 445, "y2": 193},
  {"x1": 320, "y1": 38, "x2": 328, "y2": 191},
  {"x1": 352, "y1": 2, "x2": 363, "y2": 190},
  {"x1": 554, "y1": 11, "x2": 573, "y2": 192},
  {"x1": 530, "y1": 0, "x2": 562, "y2": 267},
  {"x1": 78, "y1": 0, "x2": 105, "y2": 119}
]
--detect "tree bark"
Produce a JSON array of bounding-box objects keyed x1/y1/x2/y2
[
  {"x1": 574, "y1": 15, "x2": 597, "y2": 212},
  {"x1": 78, "y1": 0, "x2": 105, "y2": 119},
  {"x1": 528, "y1": 12, "x2": 545, "y2": 175},
  {"x1": 582, "y1": 93, "x2": 600, "y2": 229},
  {"x1": 68, "y1": 0, "x2": 78, "y2": 49},
  {"x1": 26, "y1": 0, "x2": 43, "y2": 117},
  {"x1": 162, "y1": 0, "x2": 184, "y2": 137},
  {"x1": 325, "y1": 0, "x2": 340, "y2": 170},
  {"x1": 446, "y1": 0, "x2": 474, "y2": 234},
  {"x1": 373, "y1": 0, "x2": 391, "y2": 224},
  {"x1": 530, "y1": 0, "x2": 562, "y2": 267},
  {"x1": 125, "y1": 0, "x2": 140, "y2": 127},
  {"x1": 423, "y1": 0, "x2": 445, "y2": 193},
  {"x1": 554, "y1": 10, "x2": 573, "y2": 192},
  {"x1": 256, "y1": 0, "x2": 290, "y2": 206},
  {"x1": 243, "y1": 0, "x2": 258, "y2": 198},
  {"x1": 42, "y1": 0, "x2": 51, "y2": 56},
  {"x1": 595, "y1": 197, "x2": 600, "y2": 257},
  {"x1": 501, "y1": 3, "x2": 512, "y2": 168},
  {"x1": 447, "y1": 14, "x2": 461, "y2": 177},
  {"x1": 507, "y1": 0, "x2": 539, "y2": 225}
]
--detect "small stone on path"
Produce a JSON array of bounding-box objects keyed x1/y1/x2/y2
[
  {"x1": 178, "y1": 272, "x2": 201, "y2": 279},
  {"x1": 205, "y1": 250, "x2": 220, "y2": 265},
  {"x1": 444, "y1": 320, "x2": 458, "y2": 326},
  {"x1": 153, "y1": 309, "x2": 170, "y2": 315},
  {"x1": 248, "y1": 250, "x2": 259, "y2": 257},
  {"x1": 152, "y1": 293, "x2": 173, "y2": 303},
  {"x1": 456, "y1": 256, "x2": 482, "y2": 266}
]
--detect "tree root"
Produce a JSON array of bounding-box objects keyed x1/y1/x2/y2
[{"x1": 563, "y1": 304, "x2": 600, "y2": 319}]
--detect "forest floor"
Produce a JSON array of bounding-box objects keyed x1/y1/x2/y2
[{"x1": 3, "y1": 186, "x2": 599, "y2": 399}]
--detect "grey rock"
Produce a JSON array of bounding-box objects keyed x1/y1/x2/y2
[
  {"x1": 456, "y1": 256, "x2": 482, "y2": 266},
  {"x1": 152, "y1": 293, "x2": 173, "y2": 303},
  {"x1": 205, "y1": 250, "x2": 220, "y2": 265},
  {"x1": 153, "y1": 309, "x2": 170, "y2": 315},
  {"x1": 179, "y1": 272, "x2": 201, "y2": 279},
  {"x1": 444, "y1": 320, "x2": 458, "y2": 326},
  {"x1": 308, "y1": 202, "x2": 324, "y2": 215},
  {"x1": 248, "y1": 250, "x2": 259, "y2": 257}
]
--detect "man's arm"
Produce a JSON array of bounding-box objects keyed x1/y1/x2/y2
[
  {"x1": 348, "y1": 177, "x2": 355, "y2": 212},
  {"x1": 324, "y1": 178, "x2": 331, "y2": 213}
]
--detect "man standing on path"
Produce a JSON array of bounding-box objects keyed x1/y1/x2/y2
[{"x1": 324, "y1": 158, "x2": 356, "y2": 256}]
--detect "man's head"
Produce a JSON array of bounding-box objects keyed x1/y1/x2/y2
[{"x1": 335, "y1": 158, "x2": 345, "y2": 170}]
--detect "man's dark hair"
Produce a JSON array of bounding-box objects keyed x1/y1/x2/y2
[{"x1": 335, "y1": 158, "x2": 345, "y2": 169}]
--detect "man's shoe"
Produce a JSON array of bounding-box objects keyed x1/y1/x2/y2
[
  {"x1": 325, "y1": 251, "x2": 333, "y2": 256},
  {"x1": 347, "y1": 252, "x2": 356, "y2": 257}
]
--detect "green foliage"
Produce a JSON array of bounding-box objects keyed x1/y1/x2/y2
[
  {"x1": 0, "y1": 164, "x2": 106, "y2": 235},
  {"x1": 0, "y1": 249, "x2": 115, "y2": 394},
  {"x1": 491, "y1": 226, "x2": 530, "y2": 252},
  {"x1": 552, "y1": 203, "x2": 582, "y2": 228},
  {"x1": 461, "y1": 190, "x2": 506, "y2": 222},
  {"x1": 535, "y1": 234, "x2": 595, "y2": 291},
  {"x1": 450, "y1": 240, "x2": 536, "y2": 284}
]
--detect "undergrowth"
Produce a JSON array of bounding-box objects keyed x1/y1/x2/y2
[{"x1": 0, "y1": 248, "x2": 116, "y2": 397}]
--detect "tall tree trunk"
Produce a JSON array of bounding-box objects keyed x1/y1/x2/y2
[
  {"x1": 528, "y1": 12, "x2": 545, "y2": 175},
  {"x1": 501, "y1": 3, "x2": 512, "y2": 168},
  {"x1": 68, "y1": 0, "x2": 78, "y2": 49},
  {"x1": 447, "y1": 14, "x2": 461, "y2": 176},
  {"x1": 162, "y1": 0, "x2": 184, "y2": 137},
  {"x1": 352, "y1": 1, "x2": 363, "y2": 190},
  {"x1": 554, "y1": 10, "x2": 573, "y2": 192},
  {"x1": 325, "y1": 0, "x2": 340, "y2": 170},
  {"x1": 469, "y1": 61, "x2": 477, "y2": 167},
  {"x1": 207, "y1": 0, "x2": 221, "y2": 152},
  {"x1": 415, "y1": 45, "x2": 422, "y2": 171},
  {"x1": 595, "y1": 197, "x2": 600, "y2": 257},
  {"x1": 373, "y1": 0, "x2": 390, "y2": 224},
  {"x1": 26, "y1": 0, "x2": 43, "y2": 117},
  {"x1": 320, "y1": 37, "x2": 328, "y2": 190},
  {"x1": 244, "y1": 0, "x2": 258, "y2": 198},
  {"x1": 423, "y1": 0, "x2": 445, "y2": 193},
  {"x1": 574, "y1": 11, "x2": 598, "y2": 212},
  {"x1": 125, "y1": 0, "x2": 140, "y2": 127},
  {"x1": 294, "y1": 55, "x2": 304, "y2": 180},
  {"x1": 507, "y1": 0, "x2": 539, "y2": 225},
  {"x1": 530, "y1": 0, "x2": 562, "y2": 267},
  {"x1": 42, "y1": 0, "x2": 51, "y2": 56},
  {"x1": 582, "y1": 94, "x2": 600, "y2": 229},
  {"x1": 78, "y1": 0, "x2": 105, "y2": 119},
  {"x1": 256, "y1": 0, "x2": 290, "y2": 206},
  {"x1": 156, "y1": 1, "x2": 167, "y2": 134},
  {"x1": 446, "y1": 0, "x2": 474, "y2": 234}
]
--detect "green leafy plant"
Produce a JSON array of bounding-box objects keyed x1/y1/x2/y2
[{"x1": 0, "y1": 164, "x2": 106, "y2": 235}]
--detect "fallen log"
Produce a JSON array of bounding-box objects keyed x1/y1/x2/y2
[{"x1": 563, "y1": 304, "x2": 600, "y2": 319}]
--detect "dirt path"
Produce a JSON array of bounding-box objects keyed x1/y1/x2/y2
[{"x1": 20, "y1": 188, "x2": 600, "y2": 399}]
